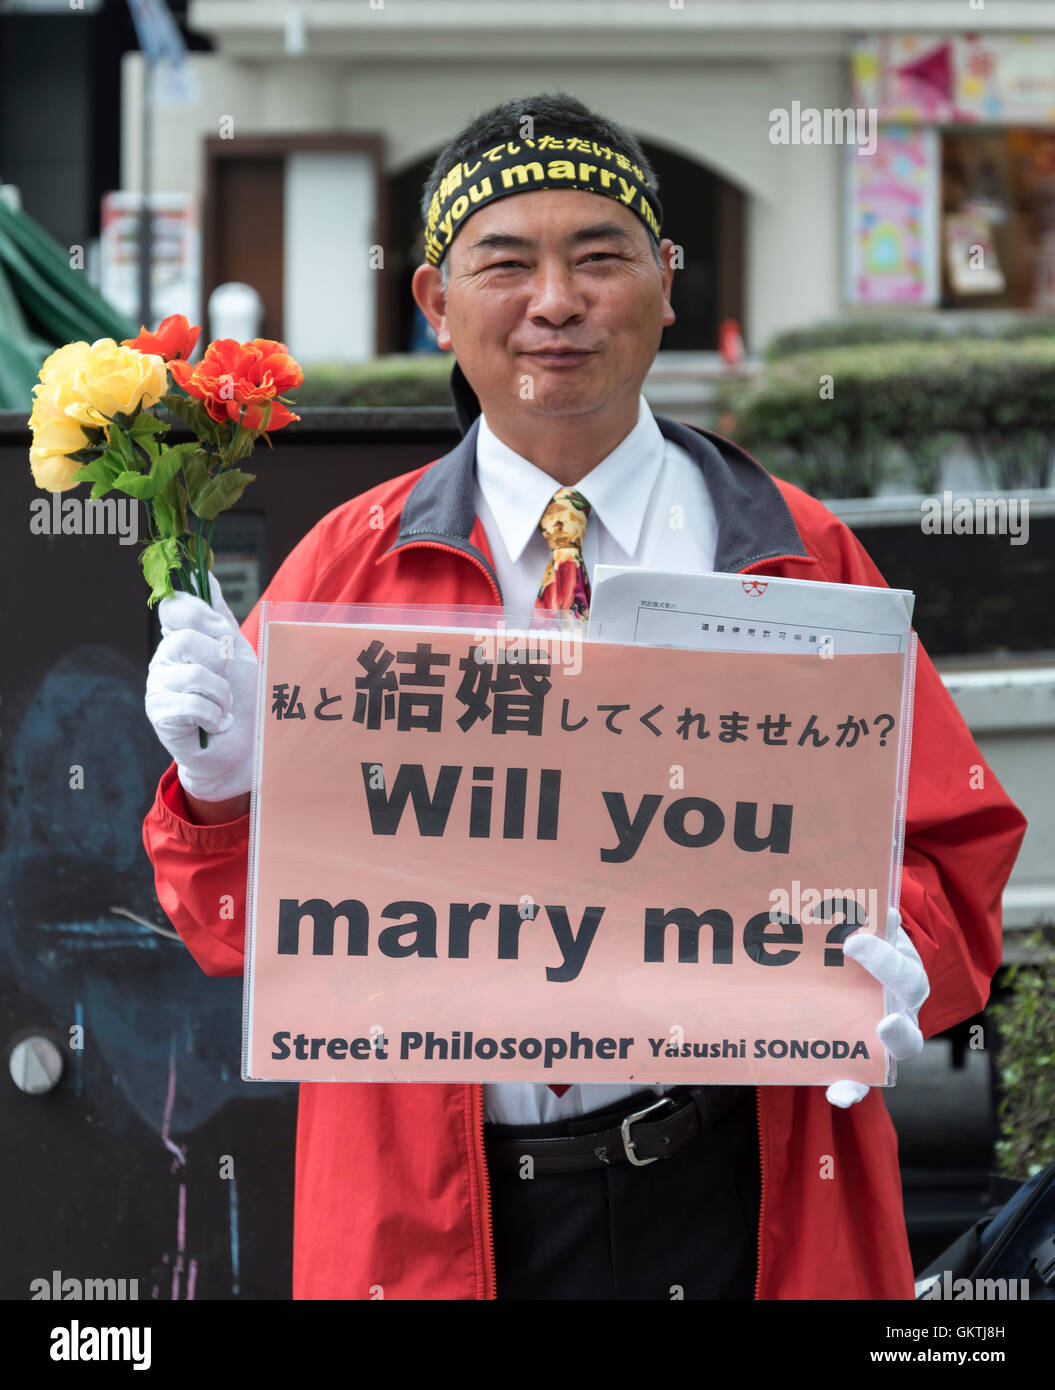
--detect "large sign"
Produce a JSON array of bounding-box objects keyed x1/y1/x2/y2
[
  {"x1": 243, "y1": 615, "x2": 909, "y2": 1087},
  {"x1": 99, "y1": 191, "x2": 200, "y2": 331}
]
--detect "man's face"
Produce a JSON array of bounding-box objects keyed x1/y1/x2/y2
[{"x1": 413, "y1": 188, "x2": 675, "y2": 425}]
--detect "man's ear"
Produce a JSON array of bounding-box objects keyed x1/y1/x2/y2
[
  {"x1": 658, "y1": 238, "x2": 677, "y2": 329},
  {"x1": 412, "y1": 263, "x2": 453, "y2": 350}
]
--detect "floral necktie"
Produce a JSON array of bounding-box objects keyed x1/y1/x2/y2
[
  {"x1": 534, "y1": 486, "x2": 591, "y2": 1095},
  {"x1": 533, "y1": 486, "x2": 592, "y2": 622}
]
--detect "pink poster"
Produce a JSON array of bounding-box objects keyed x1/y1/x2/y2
[
  {"x1": 244, "y1": 618, "x2": 907, "y2": 1087},
  {"x1": 852, "y1": 36, "x2": 956, "y2": 122},
  {"x1": 852, "y1": 33, "x2": 1055, "y2": 126},
  {"x1": 847, "y1": 125, "x2": 939, "y2": 304}
]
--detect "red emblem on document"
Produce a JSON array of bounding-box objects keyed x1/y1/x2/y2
[{"x1": 741, "y1": 578, "x2": 768, "y2": 597}]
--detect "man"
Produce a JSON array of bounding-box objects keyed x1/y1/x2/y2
[{"x1": 143, "y1": 92, "x2": 1027, "y2": 1300}]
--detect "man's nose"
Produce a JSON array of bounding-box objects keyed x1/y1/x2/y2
[{"x1": 526, "y1": 262, "x2": 586, "y2": 324}]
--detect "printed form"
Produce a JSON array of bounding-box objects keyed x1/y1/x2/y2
[{"x1": 586, "y1": 566, "x2": 915, "y2": 656}]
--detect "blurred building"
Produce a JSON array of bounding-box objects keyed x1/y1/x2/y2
[
  {"x1": 5, "y1": 2, "x2": 1055, "y2": 360},
  {"x1": 114, "y1": 0, "x2": 1055, "y2": 363}
]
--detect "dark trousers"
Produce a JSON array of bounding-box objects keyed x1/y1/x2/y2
[{"x1": 484, "y1": 1086, "x2": 761, "y2": 1300}]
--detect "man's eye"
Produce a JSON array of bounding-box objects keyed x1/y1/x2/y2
[{"x1": 583, "y1": 252, "x2": 616, "y2": 262}]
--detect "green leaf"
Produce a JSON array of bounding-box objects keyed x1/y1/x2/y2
[
  {"x1": 111, "y1": 469, "x2": 157, "y2": 498},
  {"x1": 152, "y1": 490, "x2": 176, "y2": 537},
  {"x1": 129, "y1": 411, "x2": 169, "y2": 437},
  {"x1": 71, "y1": 455, "x2": 122, "y2": 486},
  {"x1": 169, "y1": 478, "x2": 188, "y2": 536},
  {"x1": 180, "y1": 448, "x2": 213, "y2": 512},
  {"x1": 193, "y1": 467, "x2": 255, "y2": 520},
  {"x1": 110, "y1": 425, "x2": 137, "y2": 468},
  {"x1": 161, "y1": 391, "x2": 219, "y2": 445},
  {"x1": 111, "y1": 441, "x2": 203, "y2": 501},
  {"x1": 140, "y1": 536, "x2": 183, "y2": 608},
  {"x1": 229, "y1": 422, "x2": 261, "y2": 464},
  {"x1": 149, "y1": 444, "x2": 194, "y2": 494},
  {"x1": 134, "y1": 433, "x2": 161, "y2": 465}
]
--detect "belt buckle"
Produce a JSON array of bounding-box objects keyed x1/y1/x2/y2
[{"x1": 620, "y1": 1095, "x2": 676, "y2": 1166}]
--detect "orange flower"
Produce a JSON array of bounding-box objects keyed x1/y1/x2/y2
[
  {"x1": 122, "y1": 313, "x2": 201, "y2": 362},
  {"x1": 169, "y1": 337, "x2": 303, "y2": 430}
]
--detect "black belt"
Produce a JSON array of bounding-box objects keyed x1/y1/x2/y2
[{"x1": 485, "y1": 1086, "x2": 749, "y2": 1174}]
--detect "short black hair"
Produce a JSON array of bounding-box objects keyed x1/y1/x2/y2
[{"x1": 421, "y1": 91, "x2": 660, "y2": 277}]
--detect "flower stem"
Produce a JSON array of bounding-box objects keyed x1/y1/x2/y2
[
  {"x1": 175, "y1": 540, "x2": 197, "y2": 596},
  {"x1": 192, "y1": 519, "x2": 211, "y2": 750},
  {"x1": 223, "y1": 411, "x2": 246, "y2": 470},
  {"x1": 196, "y1": 519, "x2": 208, "y2": 604}
]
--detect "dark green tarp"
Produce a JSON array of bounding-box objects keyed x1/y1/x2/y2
[{"x1": 0, "y1": 195, "x2": 137, "y2": 409}]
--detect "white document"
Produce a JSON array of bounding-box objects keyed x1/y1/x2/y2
[{"x1": 586, "y1": 566, "x2": 915, "y2": 656}]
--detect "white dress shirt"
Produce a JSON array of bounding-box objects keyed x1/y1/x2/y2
[{"x1": 472, "y1": 394, "x2": 720, "y2": 1126}]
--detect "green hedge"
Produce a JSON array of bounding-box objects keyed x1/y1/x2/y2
[
  {"x1": 765, "y1": 315, "x2": 1055, "y2": 362},
  {"x1": 715, "y1": 337, "x2": 1055, "y2": 496},
  {"x1": 990, "y1": 928, "x2": 1055, "y2": 1182},
  {"x1": 294, "y1": 353, "x2": 455, "y2": 408}
]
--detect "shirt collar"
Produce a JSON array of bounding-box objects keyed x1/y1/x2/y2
[{"x1": 475, "y1": 395, "x2": 666, "y2": 564}]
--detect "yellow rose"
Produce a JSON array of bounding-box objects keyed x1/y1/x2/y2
[
  {"x1": 33, "y1": 340, "x2": 91, "y2": 392},
  {"x1": 29, "y1": 440, "x2": 85, "y2": 492},
  {"x1": 65, "y1": 338, "x2": 168, "y2": 427},
  {"x1": 28, "y1": 368, "x2": 96, "y2": 492}
]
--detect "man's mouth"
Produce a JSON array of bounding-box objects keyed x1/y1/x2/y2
[{"x1": 521, "y1": 347, "x2": 595, "y2": 364}]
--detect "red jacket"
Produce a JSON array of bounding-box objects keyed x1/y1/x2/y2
[{"x1": 143, "y1": 415, "x2": 1027, "y2": 1300}]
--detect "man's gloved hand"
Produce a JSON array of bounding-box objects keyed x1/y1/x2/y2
[
  {"x1": 825, "y1": 908, "x2": 930, "y2": 1109},
  {"x1": 144, "y1": 570, "x2": 258, "y2": 803}
]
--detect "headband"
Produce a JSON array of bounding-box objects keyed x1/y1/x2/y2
[{"x1": 424, "y1": 133, "x2": 663, "y2": 267}]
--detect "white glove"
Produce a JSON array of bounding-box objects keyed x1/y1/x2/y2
[
  {"x1": 145, "y1": 570, "x2": 258, "y2": 803},
  {"x1": 825, "y1": 908, "x2": 930, "y2": 1109}
]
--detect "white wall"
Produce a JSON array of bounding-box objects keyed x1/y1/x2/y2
[
  {"x1": 943, "y1": 667, "x2": 1055, "y2": 943},
  {"x1": 284, "y1": 151, "x2": 376, "y2": 364},
  {"x1": 745, "y1": 58, "x2": 847, "y2": 345}
]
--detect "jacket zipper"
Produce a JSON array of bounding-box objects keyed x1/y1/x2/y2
[
  {"x1": 753, "y1": 1087, "x2": 768, "y2": 1299},
  {"x1": 378, "y1": 537, "x2": 503, "y2": 605},
  {"x1": 472, "y1": 1085, "x2": 497, "y2": 1299}
]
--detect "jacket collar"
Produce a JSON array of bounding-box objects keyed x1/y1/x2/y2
[{"x1": 381, "y1": 413, "x2": 813, "y2": 596}]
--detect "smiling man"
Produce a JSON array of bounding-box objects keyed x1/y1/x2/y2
[
  {"x1": 416, "y1": 186, "x2": 673, "y2": 480},
  {"x1": 142, "y1": 91, "x2": 1026, "y2": 1302}
]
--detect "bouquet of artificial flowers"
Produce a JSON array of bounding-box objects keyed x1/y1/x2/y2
[{"x1": 27, "y1": 313, "x2": 303, "y2": 745}]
